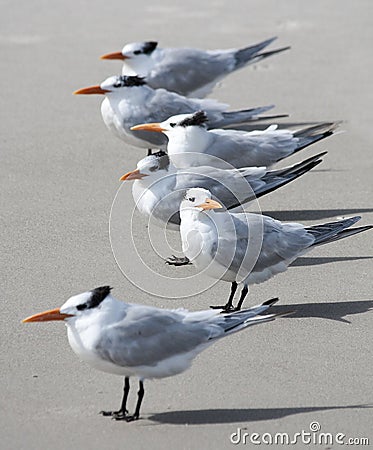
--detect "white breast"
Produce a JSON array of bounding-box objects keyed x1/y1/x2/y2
[
  {"x1": 180, "y1": 211, "x2": 216, "y2": 267},
  {"x1": 167, "y1": 127, "x2": 214, "y2": 168},
  {"x1": 132, "y1": 174, "x2": 177, "y2": 227},
  {"x1": 101, "y1": 93, "x2": 152, "y2": 149}
]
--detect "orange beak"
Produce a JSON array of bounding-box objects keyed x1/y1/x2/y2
[
  {"x1": 120, "y1": 169, "x2": 148, "y2": 181},
  {"x1": 130, "y1": 123, "x2": 166, "y2": 133},
  {"x1": 73, "y1": 85, "x2": 109, "y2": 95},
  {"x1": 197, "y1": 198, "x2": 223, "y2": 211},
  {"x1": 23, "y1": 308, "x2": 74, "y2": 323},
  {"x1": 100, "y1": 51, "x2": 128, "y2": 61}
]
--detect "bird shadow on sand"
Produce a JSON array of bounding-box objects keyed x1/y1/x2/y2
[
  {"x1": 270, "y1": 300, "x2": 373, "y2": 324},
  {"x1": 262, "y1": 208, "x2": 373, "y2": 222},
  {"x1": 291, "y1": 255, "x2": 373, "y2": 267},
  {"x1": 148, "y1": 404, "x2": 371, "y2": 425},
  {"x1": 310, "y1": 168, "x2": 346, "y2": 173}
]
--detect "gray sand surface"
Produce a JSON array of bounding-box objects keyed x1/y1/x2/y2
[{"x1": 1, "y1": 1, "x2": 372, "y2": 449}]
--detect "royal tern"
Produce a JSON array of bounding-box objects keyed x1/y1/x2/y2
[
  {"x1": 23, "y1": 286, "x2": 285, "y2": 421},
  {"x1": 74, "y1": 76, "x2": 284, "y2": 150},
  {"x1": 120, "y1": 150, "x2": 326, "y2": 230},
  {"x1": 100, "y1": 37, "x2": 290, "y2": 97},
  {"x1": 179, "y1": 188, "x2": 372, "y2": 311},
  {"x1": 131, "y1": 111, "x2": 339, "y2": 169}
]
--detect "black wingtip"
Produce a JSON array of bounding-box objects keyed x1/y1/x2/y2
[
  {"x1": 262, "y1": 297, "x2": 279, "y2": 307},
  {"x1": 311, "y1": 150, "x2": 328, "y2": 159},
  {"x1": 249, "y1": 114, "x2": 289, "y2": 122},
  {"x1": 258, "y1": 45, "x2": 291, "y2": 57},
  {"x1": 261, "y1": 36, "x2": 278, "y2": 44},
  {"x1": 351, "y1": 225, "x2": 373, "y2": 233},
  {"x1": 273, "y1": 151, "x2": 327, "y2": 176},
  {"x1": 348, "y1": 215, "x2": 362, "y2": 223}
]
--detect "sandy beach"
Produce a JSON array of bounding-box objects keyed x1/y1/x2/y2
[{"x1": 1, "y1": 1, "x2": 372, "y2": 448}]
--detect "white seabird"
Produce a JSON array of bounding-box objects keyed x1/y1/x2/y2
[
  {"x1": 23, "y1": 286, "x2": 285, "y2": 421},
  {"x1": 100, "y1": 37, "x2": 289, "y2": 97}
]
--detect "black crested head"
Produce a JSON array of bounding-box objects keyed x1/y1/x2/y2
[
  {"x1": 145, "y1": 150, "x2": 169, "y2": 171},
  {"x1": 89, "y1": 285, "x2": 112, "y2": 308},
  {"x1": 142, "y1": 41, "x2": 158, "y2": 54},
  {"x1": 153, "y1": 150, "x2": 170, "y2": 170},
  {"x1": 153, "y1": 150, "x2": 167, "y2": 158},
  {"x1": 178, "y1": 111, "x2": 208, "y2": 128},
  {"x1": 113, "y1": 75, "x2": 147, "y2": 88},
  {"x1": 76, "y1": 286, "x2": 113, "y2": 311}
]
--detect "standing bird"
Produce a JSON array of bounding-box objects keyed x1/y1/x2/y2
[
  {"x1": 131, "y1": 111, "x2": 339, "y2": 169},
  {"x1": 120, "y1": 150, "x2": 326, "y2": 230},
  {"x1": 179, "y1": 188, "x2": 372, "y2": 311},
  {"x1": 100, "y1": 37, "x2": 290, "y2": 98},
  {"x1": 74, "y1": 76, "x2": 283, "y2": 150},
  {"x1": 23, "y1": 286, "x2": 285, "y2": 421}
]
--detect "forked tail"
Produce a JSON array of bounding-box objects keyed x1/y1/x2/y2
[{"x1": 306, "y1": 216, "x2": 372, "y2": 246}]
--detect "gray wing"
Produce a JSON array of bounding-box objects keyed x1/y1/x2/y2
[
  {"x1": 94, "y1": 306, "x2": 213, "y2": 368},
  {"x1": 147, "y1": 166, "x2": 265, "y2": 226},
  {"x1": 147, "y1": 38, "x2": 280, "y2": 97},
  {"x1": 212, "y1": 213, "x2": 315, "y2": 282},
  {"x1": 252, "y1": 216, "x2": 315, "y2": 272},
  {"x1": 172, "y1": 155, "x2": 321, "y2": 210},
  {"x1": 204, "y1": 128, "x2": 299, "y2": 168},
  {"x1": 175, "y1": 166, "x2": 266, "y2": 208},
  {"x1": 148, "y1": 88, "x2": 227, "y2": 118},
  {"x1": 147, "y1": 48, "x2": 236, "y2": 96}
]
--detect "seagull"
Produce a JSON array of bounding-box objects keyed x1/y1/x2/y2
[
  {"x1": 179, "y1": 188, "x2": 372, "y2": 311},
  {"x1": 100, "y1": 37, "x2": 290, "y2": 97},
  {"x1": 131, "y1": 111, "x2": 339, "y2": 169},
  {"x1": 120, "y1": 150, "x2": 325, "y2": 266},
  {"x1": 23, "y1": 286, "x2": 285, "y2": 421},
  {"x1": 74, "y1": 76, "x2": 284, "y2": 150},
  {"x1": 120, "y1": 150, "x2": 326, "y2": 231}
]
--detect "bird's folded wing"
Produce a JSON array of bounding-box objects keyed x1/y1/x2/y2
[
  {"x1": 212, "y1": 214, "x2": 314, "y2": 279},
  {"x1": 210, "y1": 129, "x2": 298, "y2": 166},
  {"x1": 149, "y1": 89, "x2": 227, "y2": 120},
  {"x1": 150, "y1": 48, "x2": 234, "y2": 96},
  {"x1": 94, "y1": 307, "x2": 214, "y2": 368},
  {"x1": 175, "y1": 167, "x2": 263, "y2": 208}
]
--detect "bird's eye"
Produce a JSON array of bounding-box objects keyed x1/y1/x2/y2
[
  {"x1": 76, "y1": 304, "x2": 88, "y2": 311},
  {"x1": 188, "y1": 197, "x2": 195, "y2": 202},
  {"x1": 149, "y1": 165, "x2": 158, "y2": 172},
  {"x1": 169, "y1": 123, "x2": 176, "y2": 128},
  {"x1": 133, "y1": 50, "x2": 141, "y2": 55}
]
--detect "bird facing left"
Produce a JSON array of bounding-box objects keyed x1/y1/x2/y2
[{"x1": 23, "y1": 286, "x2": 285, "y2": 422}]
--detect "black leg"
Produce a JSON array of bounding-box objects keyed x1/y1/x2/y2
[
  {"x1": 100, "y1": 376, "x2": 130, "y2": 419},
  {"x1": 125, "y1": 380, "x2": 144, "y2": 422},
  {"x1": 235, "y1": 285, "x2": 249, "y2": 311},
  {"x1": 147, "y1": 149, "x2": 152, "y2": 156},
  {"x1": 210, "y1": 281, "x2": 238, "y2": 311}
]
